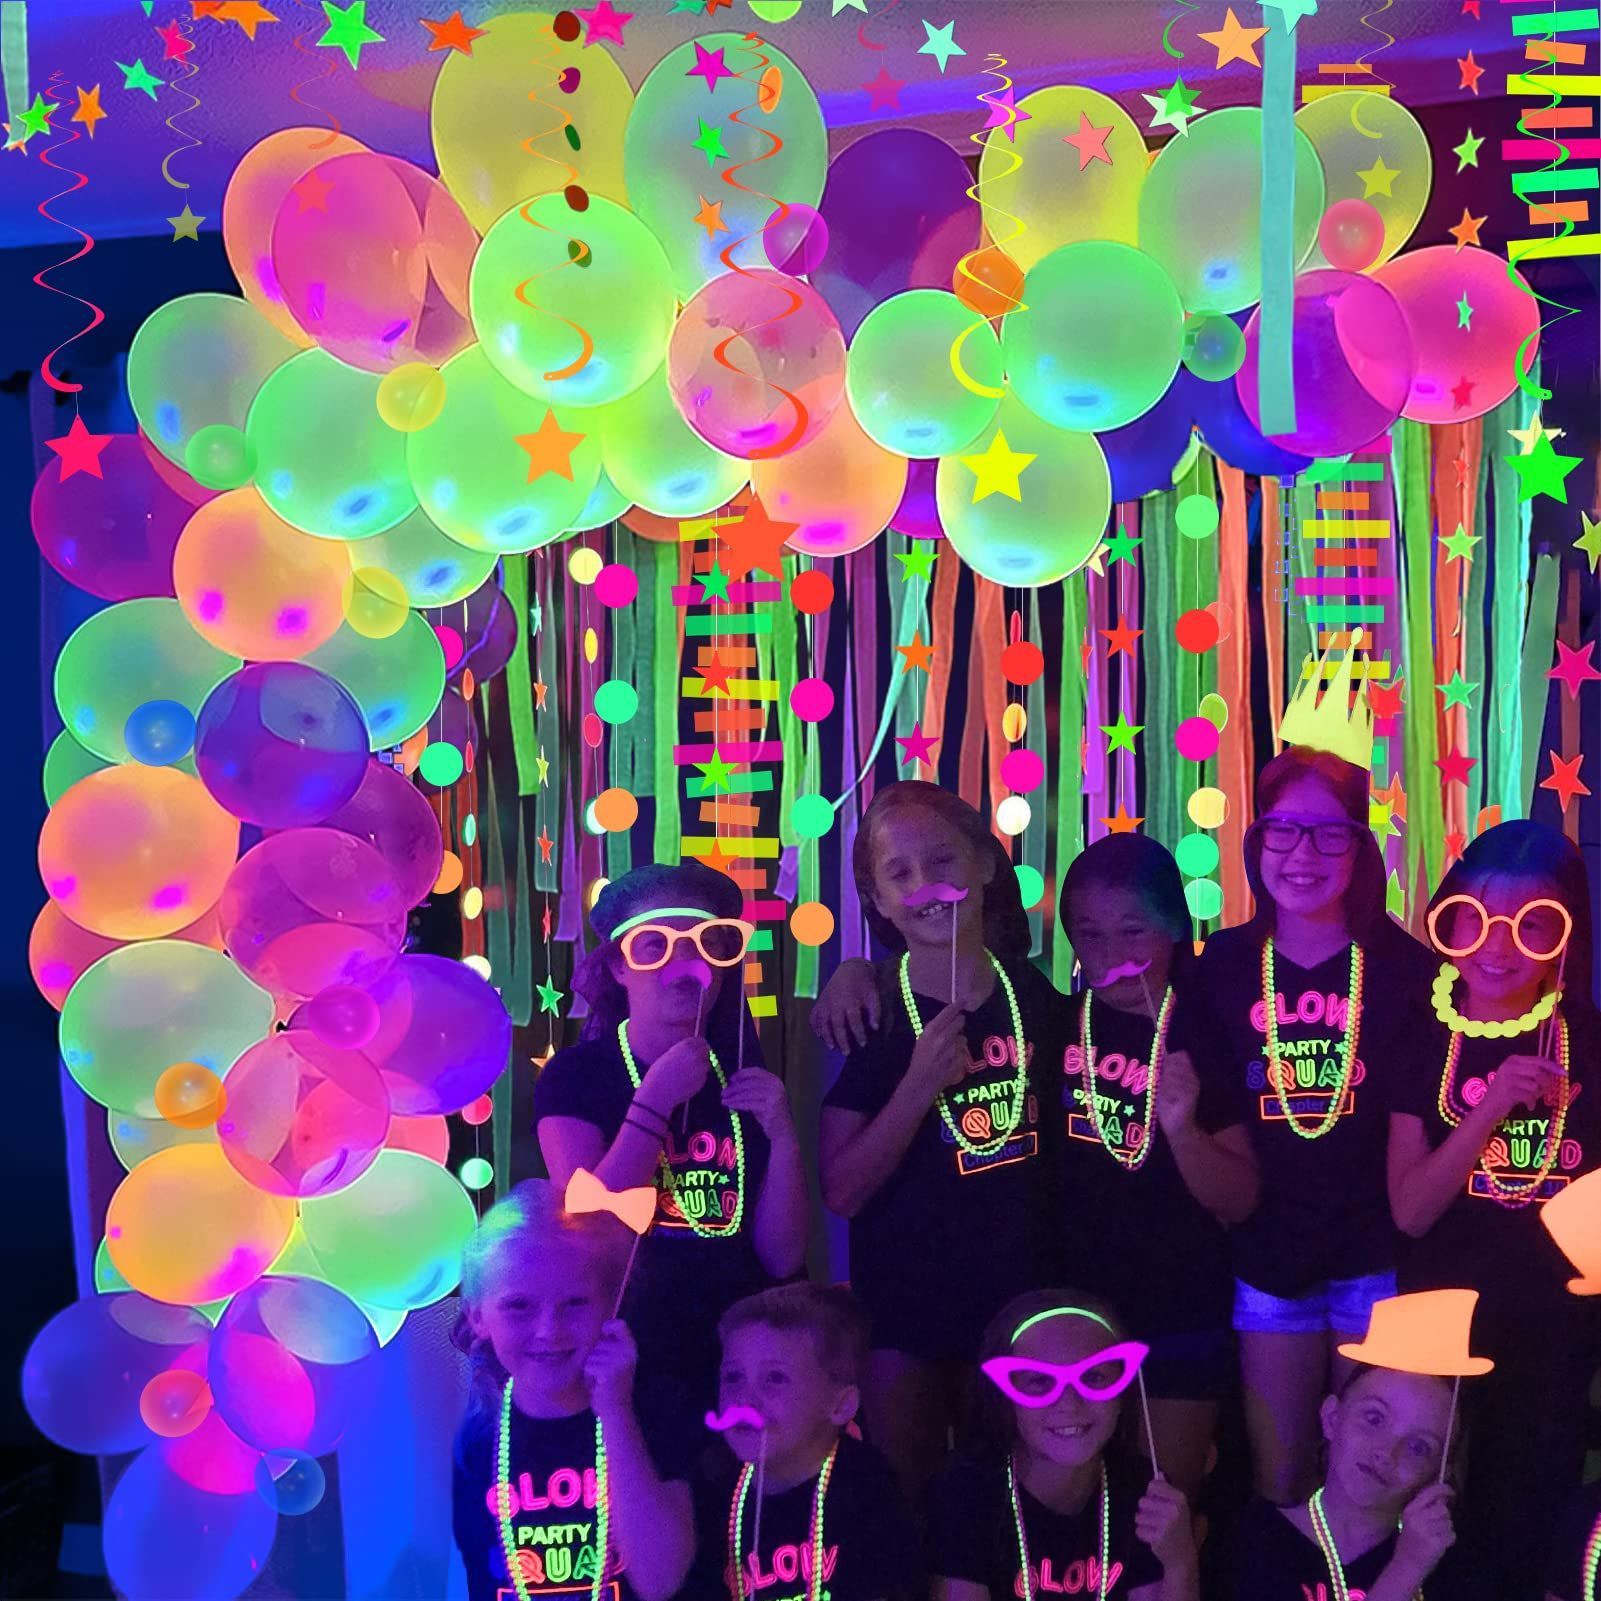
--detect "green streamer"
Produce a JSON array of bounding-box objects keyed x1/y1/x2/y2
[
  {"x1": 1490, "y1": 381, "x2": 1536, "y2": 821},
  {"x1": 1519, "y1": 555, "x2": 1560, "y2": 816},
  {"x1": 1024, "y1": 590, "x2": 1047, "y2": 958},
  {"x1": 651, "y1": 539, "x2": 681, "y2": 866},
  {"x1": 1395, "y1": 421, "x2": 1443, "y2": 892},
  {"x1": 502, "y1": 556, "x2": 540, "y2": 796},
  {"x1": 1052, "y1": 578, "x2": 1087, "y2": 990},
  {"x1": 1462, "y1": 430, "x2": 1491, "y2": 830},
  {"x1": 1258, "y1": 19, "x2": 1299, "y2": 435},
  {"x1": 483, "y1": 760, "x2": 512, "y2": 993},
  {"x1": 509, "y1": 805, "x2": 534, "y2": 1027}
]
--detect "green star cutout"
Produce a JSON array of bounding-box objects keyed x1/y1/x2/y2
[
  {"x1": 918, "y1": 20, "x2": 965, "y2": 74},
  {"x1": 1104, "y1": 527, "x2": 1143, "y2": 567},
  {"x1": 895, "y1": 546, "x2": 936, "y2": 582},
  {"x1": 1143, "y1": 77, "x2": 1202, "y2": 136},
  {"x1": 1369, "y1": 800, "x2": 1398, "y2": 845},
  {"x1": 1505, "y1": 434, "x2": 1583, "y2": 505},
  {"x1": 534, "y1": 746, "x2": 550, "y2": 787},
  {"x1": 17, "y1": 93, "x2": 57, "y2": 139},
  {"x1": 317, "y1": 0, "x2": 384, "y2": 69},
  {"x1": 698, "y1": 561, "x2": 731, "y2": 603},
  {"x1": 696, "y1": 750, "x2": 736, "y2": 792},
  {"x1": 832, "y1": 0, "x2": 869, "y2": 12},
  {"x1": 670, "y1": 0, "x2": 704, "y2": 12},
  {"x1": 1440, "y1": 523, "x2": 1480, "y2": 563},
  {"x1": 529, "y1": 595, "x2": 543, "y2": 636},
  {"x1": 1437, "y1": 671, "x2": 1478, "y2": 710},
  {"x1": 1356, "y1": 155, "x2": 1400, "y2": 199},
  {"x1": 1452, "y1": 128, "x2": 1483, "y2": 171},
  {"x1": 1456, "y1": 293, "x2": 1473, "y2": 330},
  {"x1": 1576, "y1": 512, "x2": 1601, "y2": 574},
  {"x1": 536, "y1": 978, "x2": 564, "y2": 1016},
  {"x1": 117, "y1": 59, "x2": 162, "y2": 99},
  {"x1": 1100, "y1": 713, "x2": 1143, "y2": 753},
  {"x1": 692, "y1": 119, "x2": 727, "y2": 166}
]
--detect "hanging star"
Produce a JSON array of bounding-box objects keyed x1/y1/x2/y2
[
  {"x1": 1452, "y1": 128, "x2": 1483, "y2": 171},
  {"x1": 1102, "y1": 804, "x2": 1144, "y2": 834},
  {"x1": 693, "y1": 194, "x2": 729, "y2": 239},
  {"x1": 536, "y1": 978, "x2": 564, "y2": 1015},
  {"x1": 1575, "y1": 513, "x2": 1601, "y2": 574},
  {"x1": 918, "y1": 19, "x2": 965, "y2": 73},
  {"x1": 1356, "y1": 155, "x2": 1400, "y2": 199},
  {"x1": 897, "y1": 631, "x2": 935, "y2": 674},
  {"x1": 117, "y1": 59, "x2": 163, "y2": 98},
  {"x1": 1101, "y1": 713, "x2": 1143, "y2": 753},
  {"x1": 168, "y1": 203, "x2": 204, "y2": 240},
  {"x1": 1448, "y1": 208, "x2": 1486, "y2": 250},
  {"x1": 982, "y1": 86, "x2": 1030, "y2": 140},
  {"x1": 1372, "y1": 773, "x2": 1408, "y2": 823},
  {"x1": 517, "y1": 410, "x2": 586, "y2": 483},
  {"x1": 541, "y1": 901, "x2": 553, "y2": 942},
  {"x1": 576, "y1": 0, "x2": 632, "y2": 45},
  {"x1": 698, "y1": 840, "x2": 737, "y2": 877},
  {"x1": 1062, "y1": 110, "x2": 1114, "y2": 170},
  {"x1": 1082, "y1": 544, "x2": 1109, "y2": 578},
  {"x1": 1369, "y1": 678, "x2": 1405, "y2": 727},
  {"x1": 961, "y1": 430, "x2": 1035, "y2": 503},
  {"x1": 698, "y1": 560, "x2": 731, "y2": 603},
  {"x1": 16, "y1": 92, "x2": 57, "y2": 140},
  {"x1": 1143, "y1": 77, "x2": 1203, "y2": 137},
  {"x1": 317, "y1": 0, "x2": 383, "y2": 67},
  {"x1": 1457, "y1": 50, "x2": 1483, "y2": 94},
  {"x1": 832, "y1": 0, "x2": 868, "y2": 10},
  {"x1": 1507, "y1": 415, "x2": 1564, "y2": 454},
  {"x1": 157, "y1": 19, "x2": 195, "y2": 58},
  {"x1": 703, "y1": 0, "x2": 733, "y2": 12},
  {"x1": 45, "y1": 416, "x2": 113, "y2": 481},
  {"x1": 696, "y1": 750, "x2": 737, "y2": 792},
  {"x1": 692, "y1": 118, "x2": 728, "y2": 165},
  {"x1": 1449, "y1": 376, "x2": 1476, "y2": 411},
  {"x1": 1104, "y1": 527, "x2": 1143, "y2": 567},
  {"x1": 1541, "y1": 751, "x2": 1590, "y2": 815},
  {"x1": 291, "y1": 167, "x2": 334, "y2": 212},
  {"x1": 1505, "y1": 434, "x2": 1582, "y2": 504},
  {"x1": 1437, "y1": 671, "x2": 1478, "y2": 710},
  {"x1": 1455, "y1": 293, "x2": 1473, "y2": 330},
  {"x1": 1461, "y1": 0, "x2": 1480, "y2": 12},
  {"x1": 698, "y1": 652, "x2": 736, "y2": 695},
  {"x1": 534, "y1": 746, "x2": 550, "y2": 785},
  {"x1": 719, "y1": 495, "x2": 797, "y2": 581},
  {"x1": 533, "y1": 677, "x2": 548, "y2": 709},
  {"x1": 1440, "y1": 523, "x2": 1480, "y2": 563},
  {"x1": 1257, "y1": 0, "x2": 1318, "y2": 30},
  {"x1": 216, "y1": 3, "x2": 279, "y2": 39},
  {"x1": 1198, "y1": 6, "x2": 1268, "y2": 67},
  {"x1": 895, "y1": 546, "x2": 936, "y2": 581},
  {"x1": 862, "y1": 66, "x2": 906, "y2": 112},
  {"x1": 1442, "y1": 830, "x2": 1466, "y2": 861},
  {"x1": 1369, "y1": 801, "x2": 1398, "y2": 844},
  {"x1": 1435, "y1": 745, "x2": 1477, "y2": 786},
  {"x1": 1100, "y1": 616, "x2": 1142, "y2": 656},
  {"x1": 71, "y1": 85, "x2": 106, "y2": 136},
  {"x1": 537, "y1": 827, "x2": 555, "y2": 862},
  {"x1": 896, "y1": 721, "x2": 939, "y2": 767},
  {"x1": 420, "y1": 12, "x2": 487, "y2": 52},
  {"x1": 687, "y1": 42, "x2": 734, "y2": 91},
  {"x1": 1452, "y1": 451, "x2": 1471, "y2": 486},
  {"x1": 1547, "y1": 639, "x2": 1601, "y2": 701}
]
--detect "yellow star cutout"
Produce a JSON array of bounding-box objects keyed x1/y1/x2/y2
[
  {"x1": 1507, "y1": 416, "x2": 1565, "y2": 455},
  {"x1": 1082, "y1": 543, "x2": 1109, "y2": 578},
  {"x1": 1356, "y1": 156, "x2": 1400, "y2": 199},
  {"x1": 1197, "y1": 6, "x2": 1268, "y2": 67},
  {"x1": 535, "y1": 746, "x2": 550, "y2": 787},
  {"x1": 167, "y1": 203, "x2": 204, "y2": 241},
  {"x1": 961, "y1": 429, "x2": 1036, "y2": 503}
]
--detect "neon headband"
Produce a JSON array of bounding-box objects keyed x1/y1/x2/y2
[
  {"x1": 1010, "y1": 1306, "x2": 1115, "y2": 1345},
  {"x1": 608, "y1": 906, "x2": 718, "y2": 939}
]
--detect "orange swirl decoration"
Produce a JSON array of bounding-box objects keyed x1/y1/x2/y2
[
  {"x1": 289, "y1": 23, "x2": 343, "y2": 138},
  {"x1": 33, "y1": 73, "x2": 104, "y2": 396}
]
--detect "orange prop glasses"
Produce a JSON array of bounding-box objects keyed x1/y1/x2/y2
[
  {"x1": 619, "y1": 918, "x2": 754, "y2": 972},
  {"x1": 1427, "y1": 894, "x2": 1572, "y2": 963}
]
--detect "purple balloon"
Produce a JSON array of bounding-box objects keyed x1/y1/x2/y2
[
  {"x1": 763, "y1": 204, "x2": 829, "y2": 276},
  {"x1": 361, "y1": 953, "x2": 513, "y2": 1116},
  {"x1": 889, "y1": 458, "x2": 944, "y2": 540},
  {"x1": 1098, "y1": 378, "x2": 1197, "y2": 502},
  {"x1": 813, "y1": 130, "x2": 980, "y2": 338},
  {"x1": 196, "y1": 663, "x2": 370, "y2": 828},
  {"x1": 311, "y1": 760, "x2": 444, "y2": 909},
  {"x1": 424, "y1": 579, "x2": 517, "y2": 684},
  {"x1": 32, "y1": 435, "x2": 192, "y2": 601}
]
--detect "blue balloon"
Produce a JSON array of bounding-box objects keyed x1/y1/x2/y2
[
  {"x1": 1097, "y1": 378, "x2": 1196, "y2": 501},
  {"x1": 256, "y1": 1452, "x2": 327, "y2": 1515},
  {"x1": 1185, "y1": 333, "x2": 1314, "y2": 478},
  {"x1": 124, "y1": 700, "x2": 197, "y2": 766}
]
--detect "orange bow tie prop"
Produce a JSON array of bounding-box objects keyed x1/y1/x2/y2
[{"x1": 564, "y1": 1167, "x2": 657, "y2": 1236}]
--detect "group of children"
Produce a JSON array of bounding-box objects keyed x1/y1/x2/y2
[{"x1": 455, "y1": 696, "x2": 1600, "y2": 1601}]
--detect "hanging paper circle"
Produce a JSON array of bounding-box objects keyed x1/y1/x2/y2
[
  {"x1": 594, "y1": 565, "x2": 638, "y2": 608},
  {"x1": 997, "y1": 796, "x2": 1032, "y2": 836},
  {"x1": 1198, "y1": 691, "x2": 1230, "y2": 729},
  {"x1": 1187, "y1": 787, "x2": 1229, "y2": 828},
  {"x1": 1174, "y1": 833, "x2": 1221, "y2": 878},
  {"x1": 1174, "y1": 716, "x2": 1221, "y2": 762},
  {"x1": 1015, "y1": 864, "x2": 1046, "y2": 909},
  {"x1": 592, "y1": 788, "x2": 640, "y2": 832},
  {"x1": 1185, "y1": 879, "x2": 1225, "y2": 921},
  {"x1": 791, "y1": 679, "x2": 834, "y2": 722},
  {"x1": 792, "y1": 793, "x2": 834, "y2": 839},
  {"x1": 1000, "y1": 749, "x2": 1045, "y2": 794},
  {"x1": 1175, "y1": 494, "x2": 1221, "y2": 540},
  {"x1": 1001, "y1": 641, "x2": 1045, "y2": 685},
  {"x1": 789, "y1": 569, "x2": 834, "y2": 613},
  {"x1": 790, "y1": 902, "x2": 835, "y2": 947}
]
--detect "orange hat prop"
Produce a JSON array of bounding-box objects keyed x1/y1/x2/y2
[
  {"x1": 564, "y1": 1167, "x2": 657, "y2": 1319},
  {"x1": 1539, "y1": 1169, "x2": 1601, "y2": 1296},
  {"x1": 1336, "y1": 1289, "x2": 1494, "y2": 1377}
]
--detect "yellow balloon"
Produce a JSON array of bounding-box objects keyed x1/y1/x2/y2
[
  {"x1": 343, "y1": 567, "x2": 411, "y2": 639},
  {"x1": 979, "y1": 86, "x2": 1146, "y2": 271},
  {"x1": 430, "y1": 11, "x2": 631, "y2": 234},
  {"x1": 1295, "y1": 92, "x2": 1432, "y2": 269},
  {"x1": 377, "y1": 363, "x2": 446, "y2": 433}
]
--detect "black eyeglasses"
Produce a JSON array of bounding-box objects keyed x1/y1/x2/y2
[{"x1": 1253, "y1": 816, "x2": 1363, "y2": 858}]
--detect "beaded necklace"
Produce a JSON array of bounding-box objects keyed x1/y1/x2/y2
[
  {"x1": 1260, "y1": 940, "x2": 1365, "y2": 1140},
  {"x1": 1308, "y1": 1487, "x2": 1422, "y2": 1601},
  {"x1": 728, "y1": 1443, "x2": 838, "y2": 1601},
  {"x1": 498, "y1": 1381, "x2": 608, "y2": 1601},
  {"x1": 1079, "y1": 988, "x2": 1175, "y2": 1173},
  {"x1": 617, "y1": 1020, "x2": 744, "y2": 1238},
  {"x1": 1583, "y1": 1507, "x2": 1600, "y2": 1601},
  {"x1": 1008, "y1": 1457, "x2": 1110, "y2": 1601},
  {"x1": 1430, "y1": 963, "x2": 1558, "y2": 1038}
]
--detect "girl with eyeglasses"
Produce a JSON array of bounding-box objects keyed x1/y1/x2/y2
[
  {"x1": 534, "y1": 862, "x2": 809, "y2": 1409},
  {"x1": 1386, "y1": 821, "x2": 1600, "y2": 1600},
  {"x1": 1193, "y1": 747, "x2": 1436, "y2": 1506}
]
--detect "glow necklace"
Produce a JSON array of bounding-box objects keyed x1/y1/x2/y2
[
  {"x1": 1080, "y1": 989, "x2": 1175, "y2": 1173},
  {"x1": 498, "y1": 1381, "x2": 607, "y2": 1601},
  {"x1": 1583, "y1": 1507, "x2": 1600, "y2": 1601},
  {"x1": 728, "y1": 1443, "x2": 837, "y2": 1601},
  {"x1": 617, "y1": 1020, "x2": 744, "y2": 1238},
  {"x1": 899, "y1": 950, "x2": 1027, "y2": 1157},
  {"x1": 1009, "y1": 1458, "x2": 1110, "y2": 1601},
  {"x1": 1261, "y1": 940, "x2": 1365, "y2": 1140},
  {"x1": 1308, "y1": 1487, "x2": 1422, "y2": 1601},
  {"x1": 1431, "y1": 964, "x2": 1558, "y2": 1038}
]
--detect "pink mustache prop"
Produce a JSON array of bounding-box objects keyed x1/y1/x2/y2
[
  {"x1": 1091, "y1": 958, "x2": 1151, "y2": 987},
  {"x1": 903, "y1": 882, "x2": 970, "y2": 908},
  {"x1": 705, "y1": 1405, "x2": 766, "y2": 1433}
]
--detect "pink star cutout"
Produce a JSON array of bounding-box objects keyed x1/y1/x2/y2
[
  {"x1": 1449, "y1": 375, "x2": 1475, "y2": 411},
  {"x1": 896, "y1": 721, "x2": 939, "y2": 768},
  {"x1": 983, "y1": 86, "x2": 1031, "y2": 142},
  {"x1": 686, "y1": 42, "x2": 734, "y2": 92},
  {"x1": 1062, "y1": 110, "x2": 1113, "y2": 169},
  {"x1": 1547, "y1": 639, "x2": 1601, "y2": 701},
  {"x1": 1435, "y1": 745, "x2": 1478, "y2": 787},
  {"x1": 1541, "y1": 751, "x2": 1589, "y2": 815},
  {"x1": 862, "y1": 65, "x2": 905, "y2": 112},
  {"x1": 576, "y1": 0, "x2": 631, "y2": 46},
  {"x1": 158, "y1": 19, "x2": 195, "y2": 59},
  {"x1": 45, "y1": 416, "x2": 113, "y2": 482}
]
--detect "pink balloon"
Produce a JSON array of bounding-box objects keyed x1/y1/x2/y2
[
  {"x1": 161, "y1": 1343, "x2": 263, "y2": 1495},
  {"x1": 1318, "y1": 199, "x2": 1385, "y2": 273},
  {"x1": 308, "y1": 760, "x2": 444, "y2": 910},
  {"x1": 29, "y1": 900, "x2": 222, "y2": 1011}
]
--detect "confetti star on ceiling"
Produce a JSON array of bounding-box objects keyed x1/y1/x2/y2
[
  {"x1": 157, "y1": 19, "x2": 195, "y2": 58},
  {"x1": 16, "y1": 92, "x2": 57, "y2": 140},
  {"x1": 517, "y1": 410, "x2": 586, "y2": 483},
  {"x1": 1456, "y1": 293, "x2": 1473, "y2": 330},
  {"x1": 575, "y1": 1, "x2": 633, "y2": 45},
  {"x1": 693, "y1": 194, "x2": 729, "y2": 239},
  {"x1": 862, "y1": 66, "x2": 906, "y2": 112},
  {"x1": 317, "y1": 0, "x2": 384, "y2": 69},
  {"x1": 692, "y1": 119, "x2": 727, "y2": 164},
  {"x1": 982, "y1": 85, "x2": 1031, "y2": 140},
  {"x1": 1062, "y1": 110, "x2": 1114, "y2": 169},
  {"x1": 117, "y1": 59, "x2": 163, "y2": 98},
  {"x1": 686, "y1": 42, "x2": 734, "y2": 91},
  {"x1": 1452, "y1": 128, "x2": 1483, "y2": 171},
  {"x1": 1142, "y1": 77, "x2": 1203, "y2": 137},
  {"x1": 1356, "y1": 154, "x2": 1400, "y2": 199},
  {"x1": 1447, "y1": 208, "x2": 1486, "y2": 251},
  {"x1": 1197, "y1": 6, "x2": 1268, "y2": 67},
  {"x1": 1457, "y1": 49, "x2": 1484, "y2": 94},
  {"x1": 71, "y1": 85, "x2": 106, "y2": 136},
  {"x1": 214, "y1": 3, "x2": 279, "y2": 39},
  {"x1": 918, "y1": 19, "x2": 965, "y2": 73},
  {"x1": 419, "y1": 11, "x2": 487, "y2": 53}
]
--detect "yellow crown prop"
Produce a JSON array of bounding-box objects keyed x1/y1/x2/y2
[{"x1": 1277, "y1": 630, "x2": 1374, "y2": 772}]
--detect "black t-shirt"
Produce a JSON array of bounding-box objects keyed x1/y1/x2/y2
[
  {"x1": 686, "y1": 1433, "x2": 921, "y2": 1601},
  {"x1": 927, "y1": 1455, "x2": 1163, "y2": 1597},
  {"x1": 822, "y1": 958, "x2": 1065, "y2": 1361},
  {"x1": 453, "y1": 1392, "x2": 690, "y2": 1601},
  {"x1": 1544, "y1": 1482, "x2": 1601, "y2": 1601},
  {"x1": 533, "y1": 1032, "x2": 776, "y2": 1390},
  {"x1": 1391, "y1": 995, "x2": 1601, "y2": 1336},
  {"x1": 1226, "y1": 1497, "x2": 1494, "y2": 1601},
  {"x1": 1057, "y1": 987, "x2": 1247, "y2": 1336},
  {"x1": 1194, "y1": 922, "x2": 1435, "y2": 1297}
]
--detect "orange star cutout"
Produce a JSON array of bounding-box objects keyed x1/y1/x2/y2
[
  {"x1": 897, "y1": 631, "x2": 935, "y2": 674},
  {"x1": 698, "y1": 652, "x2": 737, "y2": 695},
  {"x1": 698, "y1": 840, "x2": 737, "y2": 877},
  {"x1": 533, "y1": 679, "x2": 548, "y2": 710},
  {"x1": 517, "y1": 410, "x2": 586, "y2": 483},
  {"x1": 1457, "y1": 50, "x2": 1484, "y2": 93},
  {"x1": 1369, "y1": 677, "x2": 1405, "y2": 723},
  {"x1": 71, "y1": 85, "x2": 106, "y2": 136},
  {"x1": 1197, "y1": 6, "x2": 1268, "y2": 67},
  {"x1": 537, "y1": 828, "x2": 555, "y2": 864},
  {"x1": 215, "y1": 1, "x2": 278, "y2": 37},
  {"x1": 292, "y1": 167, "x2": 333, "y2": 212},
  {"x1": 420, "y1": 11, "x2": 487, "y2": 52},
  {"x1": 1448, "y1": 209, "x2": 1486, "y2": 251},
  {"x1": 1100, "y1": 615, "x2": 1143, "y2": 657},
  {"x1": 718, "y1": 494, "x2": 797, "y2": 581},
  {"x1": 191, "y1": 1, "x2": 227, "y2": 14},
  {"x1": 694, "y1": 195, "x2": 729, "y2": 240},
  {"x1": 1102, "y1": 804, "x2": 1144, "y2": 835},
  {"x1": 1371, "y1": 773, "x2": 1408, "y2": 824}
]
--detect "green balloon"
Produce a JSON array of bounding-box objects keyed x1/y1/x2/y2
[
  {"x1": 936, "y1": 396, "x2": 1111, "y2": 588},
  {"x1": 303, "y1": 614, "x2": 445, "y2": 749},
  {"x1": 597, "y1": 364, "x2": 747, "y2": 518},
  {"x1": 1138, "y1": 107, "x2": 1325, "y2": 314},
  {"x1": 44, "y1": 730, "x2": 110, "y2": 806},
  {"x1": 299, "y1": 1149, "x2": 476, "y2": 1310},
  {"x1": 270, "y1": 1223, "x2": 409, "y2": 1346},
  {"x1": 55, "y1": 598, "x2": 240, "y2": 764},
  {"x1": 407, "y1": 344, "x2": 601, "y2": 554},
  {"x1": 356, "y1": 507, "x2": 498, "y2": 607},
  {"x1": 845, "y1": 290, "x2": 1002, "y2": 457},
  {"x1": 1002, "y1": 242, "x2": 1184, "y2": 434},
  {"x1": 470, "y1": 193, "x2": 675, "y2": 410},
  {"x1": 184, "y1": 424, "x2": 256, "y2": 491},
  {"x1": 624, "y1": 31, "x2": 826, "y2": 298},
  {"x1": 1182, "y1": 313, "x2": 1247, "y2": 383},
  {"x1": 107, "y1": 1105, "x2": 216, "y2": 1170},
  {"x1": 248, "y1": 348, "x2": 418, "y2": 539},
  {"x1": 128, "y1": 292, "x2": 299, "y2": 468},
  {"x1": 60, "y1": 942, "x2": 274, "y2": 1117},
  {"x1": 569, "y1": 469, "x2": 633, "y2": 533}
]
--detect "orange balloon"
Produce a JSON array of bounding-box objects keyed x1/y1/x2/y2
[
  {"x1": 954, "y1": 244, "x2": 1025, "y2": 319},
  {"x1": 222, "y1": 126, "x2": 367, "y2": 347},
  {"x1": 29, "y1": 900, "x2": 223, "y2": 1011},
  {"x1": 174, "y1": 488, "x2": 353, "y2": 660},
  {"x1": 154, "y1": 1063, "x2": 227, "y2": 1130},
  {"x1": 39, "y1": 767, "x2": 239, "y2": 940},
  {"x1": 139, "y1": 1369, "x2": 213, "y2": 1438}
]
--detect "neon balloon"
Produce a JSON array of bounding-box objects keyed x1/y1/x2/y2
[
  {"x1": 43, "y1": 729, "x2": 111, "y2": 807},
  {"x1": 597, "y1": 364, "x2": 749, "y2": 519},
  {"x1": 308, "y1": 759, "x2": 445, "y2": 910},
  {"x1": 353, "y1": 506, "x2": 497, "y2": 607},
  {"x1": 1318, "y1": 198, "x2": 1386, "y2": 273},
  {"x1": 30, "y1": 900, "x2": 222, "y2": 1012},
  {"x1": 301, "y1": 613, "x2": 446, "y2": 750}
]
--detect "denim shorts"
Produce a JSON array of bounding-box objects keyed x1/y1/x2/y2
[{"x1": 1232, "y1": 1272, "x2": 1398, "y2": 1336}]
